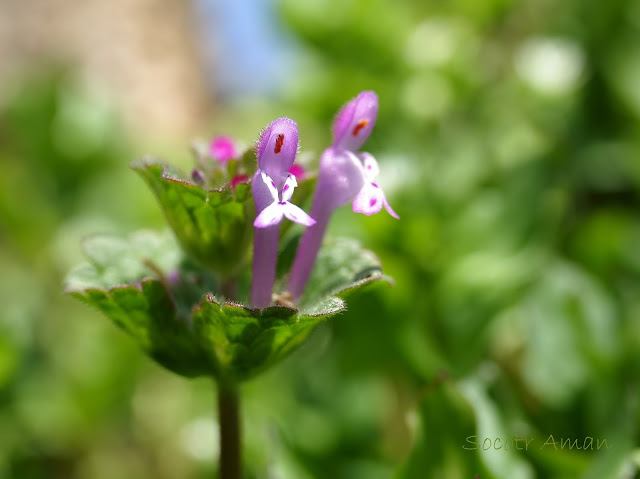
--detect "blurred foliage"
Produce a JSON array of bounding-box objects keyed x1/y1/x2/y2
[{"x1": 2, "y1": 0, "x2": 640, "y2": 477}]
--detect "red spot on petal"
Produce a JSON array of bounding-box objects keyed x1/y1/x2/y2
[
  {"x1": 369, "y1": 198, "x2": 377, "y2": 207},
  {"x1": 274, "y1": 134, "x2": 284, "y2": 153},
  {"x1": 352, "y1": 119, "x2": 369, "y2": 137}
]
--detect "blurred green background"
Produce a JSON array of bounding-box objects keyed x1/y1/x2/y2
[{"x1": 1, "y1": 0, "x2": 640, "y2": 477}]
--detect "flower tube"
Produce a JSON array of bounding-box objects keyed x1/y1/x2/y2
[{"x1": 288, "y1": 91, "x2": 398, "y2": 300}]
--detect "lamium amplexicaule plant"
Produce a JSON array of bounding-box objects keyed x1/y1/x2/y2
[{"x1": 65, "y1": 91, "x2": 398, "y2": 478}]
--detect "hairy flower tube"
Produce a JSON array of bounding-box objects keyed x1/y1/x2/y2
[
  {"x1": 288, "y1": 91, "x2": 398, "y2": 300},
  {"x1": 251, "y1": 118, "x2": 314, "y2": 308}
]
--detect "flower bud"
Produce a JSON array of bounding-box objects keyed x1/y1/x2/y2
[
  {"x1": 256, "y1": 117, "x2": 299, "y2": 180},
  {"x1": 332, "y1": 91, "x2": 378, "y2": 151}
]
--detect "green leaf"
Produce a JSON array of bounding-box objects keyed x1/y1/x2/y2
[
  {"x1": 66, "y1": 231, "x2": 388, "y2": 381},
  {"x1": 297, "y1": 236, "x2": 388, "y2": 312},
  {"x1": 65, "y1": 230, "x2": 182, "y2": 291},
  {"x1": 400, "y1": 377, "x2": 493, "y2": 479},
  {"x1": 459, "y1": 376, "x2": 536, "y2": 479},
  {"x1": 132, "y1": 159, "x2": 254, "y2": 276},
  {"x1": 490, "y1": 260, "x2": 617, "y2": 407},
  {"x1": 72, "y1": 280, "x2": 205, "y2": 377},
  {"x1": 190, "y1": 298, "x2": 336, "y2": 381}
]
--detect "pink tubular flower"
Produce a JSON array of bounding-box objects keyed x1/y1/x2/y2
[
  {"x1": 288, "y1": 91, "x2": 397, "y2": 300},
  {"x1": 210, "y1": 136, "x2": 237, "y2": 163},
  {"x1": 251, "y1": 118, "x2": 314, "y2": 308},
  {"x1": 331, "y1": 91, "x2": 397, "y2": 218}
]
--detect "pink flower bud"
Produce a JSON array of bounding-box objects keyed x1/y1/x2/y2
[
  {"x1": 209, "y1": 136, "x2": 237, "y2": 163},
  {"x1": 332, "y1": 91, "x2": 378, "y2": 151}
]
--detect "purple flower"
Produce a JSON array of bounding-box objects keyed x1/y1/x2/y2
[
  {"x1": 210, "y1": 136, "x2": 237, "y2": 163},
  {"x1": 288, "y1": 91, "x2": 397, "y2": 300},
  {"x1": 251, "y1": 118, "x2": 313, "y2": 308},
  {"x1": 330, "y1": 91, "x2": 398, "y2": 218},
  {"x1": 254, "y1": 172, "x2": 315, "y2": 228}
]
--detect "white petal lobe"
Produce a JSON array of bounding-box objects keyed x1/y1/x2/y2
[
  {"x1": 359, "y1": 153, "x2": 380, "y2": 181},
  {"x1": 281, "y1": 174, "x2": 298, "y2": 203},
  {"x1": 260, "y1": 171, "x2": 279, "y2": 201},
  {"x1": 254, "y1": 202, "x2": 284, "y2": 228},
  {"x1": 283, "y1": 203, "x2": 316, "y2": 226},
  {"x1": 352, "y1": 183, "x2": 384, "y2": 216}
]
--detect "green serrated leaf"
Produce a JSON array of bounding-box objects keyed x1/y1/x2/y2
[
  {"x1": 66, "y1": 231, "x2": 180, "y2": 291},
  {"x1": 132, "y1": 159, "x2": 254, "y2": 276},
  {"x1": 190, "y1": 297, "x2": 340, "y2": 381},
  {"x1": 67, "y1": 229, "x2": 390, "y2": 381},
  {"x1": 74, "y1": 281, "x2": 188, "y2": 370},
  {"x1": 297, "y1": 237, "x2": 387, "y2": 311}
]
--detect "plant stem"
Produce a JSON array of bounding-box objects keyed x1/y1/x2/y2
[{"x1": 217, "y1": 381, "x2": 241, "y2": 479}]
